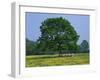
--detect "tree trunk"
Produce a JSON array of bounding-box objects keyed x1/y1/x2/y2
[{"x1": 57, "y1": 41, "x2": 62, "y2": 57}]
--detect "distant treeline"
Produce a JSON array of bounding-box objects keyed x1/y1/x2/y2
[{"x1": 26, "y1": 38, "x2": 89, "y2": 55}]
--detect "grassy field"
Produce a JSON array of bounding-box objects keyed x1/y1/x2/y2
[{"x1": 26, "y1": 53, "x2": 89, "y2": 67}]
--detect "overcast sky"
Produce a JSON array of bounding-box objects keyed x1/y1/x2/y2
[{"x1": 25, "y1": 12, "x2": 89, "y2": 44}]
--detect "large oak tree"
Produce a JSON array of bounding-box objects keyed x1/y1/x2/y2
[{"x1": 37, "y1": 17, "x2": 79, "y2": 56}]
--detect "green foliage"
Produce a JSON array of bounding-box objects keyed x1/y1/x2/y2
[
  {"x1": 37, "y1": 17, "x2": 79, "y2": 54},
  {"x1": 79, "y1": 40, "x2": 89, "y2": 53},
  {"x1": 26, "y1": 38, "x2": 38, "y2": 55}
]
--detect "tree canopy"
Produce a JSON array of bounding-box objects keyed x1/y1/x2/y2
[
  {"x1": 79, "y1": 40, "x2": 89, "y2": 53},
  {"x1": 36, "y1": 17, "x2": 79, "y2": 55}
]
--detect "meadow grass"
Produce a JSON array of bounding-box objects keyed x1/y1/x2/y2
[{"x1": 26, "y1": 53, "x2": 89, "y2": 67}]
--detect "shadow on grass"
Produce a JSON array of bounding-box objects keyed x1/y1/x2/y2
[{"x1": 26, "y1": 55, "x2": 69, "y2": 60}]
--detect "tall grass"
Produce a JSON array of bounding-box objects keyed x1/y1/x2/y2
[{"x1": 26, "y1": 53, "x2": 89, "y2": 67}]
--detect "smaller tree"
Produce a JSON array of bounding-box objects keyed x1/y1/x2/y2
[{"x1": 79, "y1": 40, "x2": 89, "y2": 53}]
